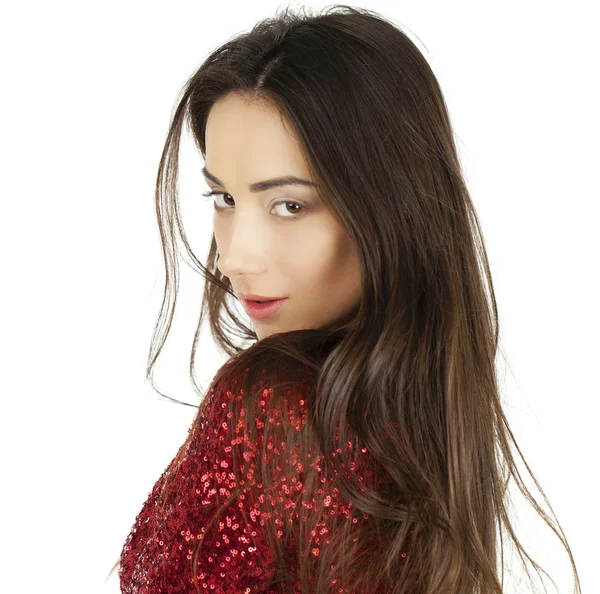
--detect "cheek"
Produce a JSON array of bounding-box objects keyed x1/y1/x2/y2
[{"x1": 294, "y1": 231, "x2": 361, "y2": 307}]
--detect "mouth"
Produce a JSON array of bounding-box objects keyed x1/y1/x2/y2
[{"x1": 241, "y1": 297, "x2": 287, "y2": 320}]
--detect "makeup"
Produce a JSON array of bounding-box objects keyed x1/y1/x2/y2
[{"x1": 242, "y1": 298, "x2": 287, "y2": 319}]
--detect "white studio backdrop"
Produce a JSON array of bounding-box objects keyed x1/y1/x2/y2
[{"x1": 0, "y1": 1, "x2": 597, "y2": 593}]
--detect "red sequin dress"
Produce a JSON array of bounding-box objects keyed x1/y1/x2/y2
[{"x1": 119, "y1": 363, "x2": 386, "y2": 593}]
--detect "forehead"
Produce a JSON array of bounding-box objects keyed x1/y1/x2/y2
[{"x1": 204, "y1": 94, "x2": 312, "y2": 180}]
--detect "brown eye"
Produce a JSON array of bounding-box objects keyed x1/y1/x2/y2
[
  {"x1": 271, "y1": 201, "x2": 306, "y2": 218},
  {"x1": 201, "y1": 191, "x2": 234, "y2": 210}
]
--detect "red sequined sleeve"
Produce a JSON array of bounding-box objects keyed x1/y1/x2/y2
[{"x1": 119, "y1": 366, "x2": 381, "y2": 593}]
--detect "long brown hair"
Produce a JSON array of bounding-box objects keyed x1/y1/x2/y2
[{"x1": 108, "y1": 5, "x2": 581, "y2": 593}]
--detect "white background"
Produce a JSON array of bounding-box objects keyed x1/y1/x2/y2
[{"x1": 1, "y1": 1, "x2": 597, "y2": 592}]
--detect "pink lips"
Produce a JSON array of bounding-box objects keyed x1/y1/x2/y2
[{"x1": 242, "y1": 298, "x2": 287, "y2": 320}]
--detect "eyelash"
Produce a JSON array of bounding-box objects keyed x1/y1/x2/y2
[{"x1": 201, "y1": 190, "x2": 308, "y2": 219}]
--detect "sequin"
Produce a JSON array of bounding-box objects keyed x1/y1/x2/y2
[{"x1": 119, "y1": 365, "x2": 390, "y2": 593}]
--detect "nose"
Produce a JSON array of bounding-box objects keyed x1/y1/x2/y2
[{"x1": 216, "y1": 209, "x2": 268, "y2": 278}]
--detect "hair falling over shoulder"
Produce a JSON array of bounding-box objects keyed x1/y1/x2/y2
[{"x1": 109, "y1": 4, "x2": 581, "y2": 593}]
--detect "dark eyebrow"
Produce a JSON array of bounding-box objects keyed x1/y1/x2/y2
[{"x1": 202, "y1": 166, "x2": 317, "y2": 193}]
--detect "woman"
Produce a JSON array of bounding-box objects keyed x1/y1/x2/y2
[{"x1": 110, "y1": 5, "x2": 581, "y2": 593}]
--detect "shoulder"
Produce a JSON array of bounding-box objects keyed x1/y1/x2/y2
[{"x1": 211, "y1": 354, "x2": 316, "y2": 421}]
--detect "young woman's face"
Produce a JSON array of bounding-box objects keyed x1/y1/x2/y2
[{"x1": 204, "y1": 93, "x2": 362, "y2": 340}]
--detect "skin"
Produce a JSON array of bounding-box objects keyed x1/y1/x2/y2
[{"x1": 204, "y1": 92, "x2": 362, "y2": 340}]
